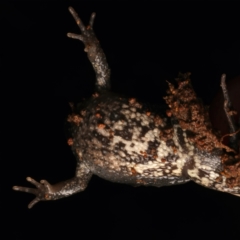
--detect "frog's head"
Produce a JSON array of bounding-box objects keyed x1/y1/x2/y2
[{"x1": 186, "y1": 146, "x2": 240, "y2": 197}]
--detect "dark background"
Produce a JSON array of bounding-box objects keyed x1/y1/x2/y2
[{"x1": 2, "y1": 1, "x2": 240, "y2": 239}]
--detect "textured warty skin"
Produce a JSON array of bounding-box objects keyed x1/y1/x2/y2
[{"x1": 13, "y1": 7, "x2": 240, "y2": 208}]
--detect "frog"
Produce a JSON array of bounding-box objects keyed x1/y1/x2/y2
[{"x1": 13, "y1": 6, "x2": 240, "y2": 208}]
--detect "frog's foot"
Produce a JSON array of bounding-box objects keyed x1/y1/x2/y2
[
  {"x1": 67, "y1": 6, "x2": 111, "y2": 91},
  {"x1": 13, "y1": 177, "x2": 54, "y2": 209},
  {"x1": 13, "y1": 166, "x2": 92, "y2": 208}
]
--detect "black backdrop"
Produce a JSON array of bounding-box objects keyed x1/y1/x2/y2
[{"x1": 2, "y1": 1, "x2": 240, "y2": 239}]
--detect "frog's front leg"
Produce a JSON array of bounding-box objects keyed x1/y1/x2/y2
[
  {"x1": 13, "y1": 163, "x2": 92, "y2": 208},
  {"x1": 67, "y1": 6, "x2": 111, "y2": 91}
]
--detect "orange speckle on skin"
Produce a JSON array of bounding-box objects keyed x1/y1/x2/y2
[
  {"x1": 67, "y1": 138, "x2": 74, "y2": 146},
  {"x1": 140, "y1": 151, "x2": 147, "y2": 157},
  {"x1": 161, "y1": 158, "x2": 166, "y2": 163},
  {"x1": 95, "y1": 113, "x2": 102, "y2": 118},
  {"x1": 73, "y1": 115, "x2": 82, "y2": 124},
  {"x1": 92, "y1": 92, "x2": 99, "y2": 98},
  {"x1": 166, "y1": 110, "x2": 172, "y2": 117},
  {"x1": 98, "y1": 123, "x2": 105, "y2": 129},
  {"x1": 172, "y1": 146, "x2": 178, "y2": 153},
  {"x1": 129, "y1": 98, "x2": 136, "y2": 104},
  {"x1": 131, "y1": 168, "x2": 138, "y2": 176},
  {"x1": 109, "y1": 130, "x2": 114, "y2": 138},
  {"x1": 45, "y1": 194, "x2": 50, "y2": 200},
  {"x1": 67, "y1": 114, "x2": 82, "y2": 125},
  {"x1": 146, "y1": 111, "x2": 151, "y2": 116}
]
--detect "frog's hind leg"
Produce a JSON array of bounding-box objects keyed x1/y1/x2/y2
[{"x1": 67, "y1": 7, "x2": 111, "y2": 91}]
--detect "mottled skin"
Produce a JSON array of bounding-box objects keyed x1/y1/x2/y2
[{"x1": 13, "y1": 7, "x2": 240, "y2": 208}]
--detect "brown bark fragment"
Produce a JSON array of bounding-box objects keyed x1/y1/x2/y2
[
  {"x1": 164, "y1": 72, "x2": 240, "y2": 188},
  {"x1": 164, "y1": 72, "x2": 233, "y2": 153}
]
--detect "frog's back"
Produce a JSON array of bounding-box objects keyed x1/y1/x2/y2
[{"x1": 69, "y1": 92, "x2": 190, "y2": 186}]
